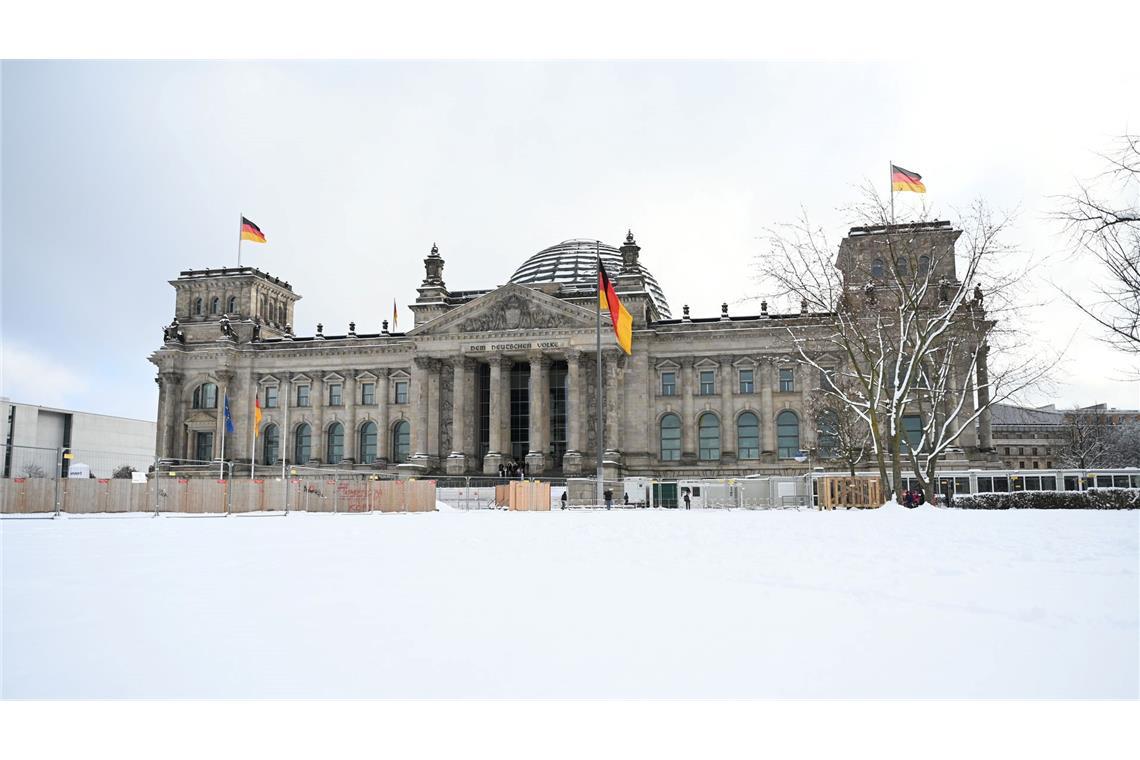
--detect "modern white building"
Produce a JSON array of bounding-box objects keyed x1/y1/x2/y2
[{"x1": 0, "y1": 398, "x2": 157, "y2": 478}]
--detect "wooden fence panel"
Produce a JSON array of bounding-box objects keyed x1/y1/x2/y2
[
  {"x1": 1, "y1": 478, "x2": 55, "y2": 513},
  {"x1": 820, "y1": 477, "x2": 882, "y2": 510}
]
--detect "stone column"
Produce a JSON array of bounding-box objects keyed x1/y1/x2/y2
[
  {"x1": 344, "y1": 372, "x2": 357, "y2": 464},
  {"x1": 157, "y1": 372, "x2": 181, "y2": 461},
  {"x1": 760, "y1": 359, "x2": 776, "y2": 455},
  {"x1": 447, "y1": 358, "x2": 471, "y2": 474},
  {"x1": 956, "y1": 365, "x2": 978, "y2": 449},
  {"x1": 279, "y1": 373, "x2": 292, "y2": 466},
  {"x1": 310, "y1": 374, "x2": 325, "y2": 464},
  {"x1": 483, "y1": 357, "x2": 505, "y2": 474},
  {"x1": 602, "y1": 353, "x2": 623, "y2": 479},
  {"x1": 427, "y1": 360, "x2": 441, "y2": 463},
  {"x1": 719, "y1": 355, "x2": 736, "y2": 463},
  {"x1": 562, "y1": 350, "x2": 584, "y2": 474},
  {"x1": 526, "y1": 352, "x2": 550, "y2": 474},
  {"x1": 376, "y1": 369, "x2": 390, "y2": 464},
  {"x1": 680, "y1": 357, "x2": 696, "y2": 463},
  {"x1": 410, "y1": 357, "x2": 430, "y2": 458},
  {"x1": 976, "y1": 344, "x2": 993, "y2": 450}
]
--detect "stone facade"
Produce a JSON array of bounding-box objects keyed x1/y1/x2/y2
[{"x1": 149, "y1": 225, "x2": 996, "y2": 477}]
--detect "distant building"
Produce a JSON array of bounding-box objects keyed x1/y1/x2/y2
[
  {"x1": 0, "y1": 398, "x2": 157, "y2": 478},
  {"x1": 990, "y1": 402, "x2": 1140, "y2": 471}
]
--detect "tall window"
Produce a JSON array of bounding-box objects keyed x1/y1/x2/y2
[
  {"x1": 779, "y1": 369, "x2": 794, "y2": 392},
  {"x1": 661, "y1": 371, "x2": 676, "y2": 396},
  {"x1": 210, "y1": 297, "x2": 219, "y2": 314},
  {"x1": 394, "y1": 380, "x2": 409, "y2": 404},
  {"x1": 326, "y1": 422, "x2": 344, "y2": 463},
  {"x1": 895, "y1": 257, "x2": 908, "y2": 276},
  {"x1": 659, "y1": 413, "x2": 681, "y2": 461},
  {"x1": 699, "y1": 370, "x2": 715, "y2": 395},
  {"x1": 227, "y1": 296, "x2": 237, "y2": 313},
  {"x1": 902, "y1": 414, "x2": 923, "y2": 451},
  {"x1": 193, "y1": 382, "x2": 218, "y2": 409},
  {"x1": 509, "y1": 363, "x2": 530, "y2": 461},
  {"x1": 739, "y1": 369, "x2": 754, "y2": 394},
  {"x1": 262, "y1": 424, "x2": 279, "y2": 465},
  {"x1": 264, "y1": 386, "x2": 278, "y2": 408},
  {"x1": 737, "y1": 412, "x2": 759, "y2": 459},
  {"x1": 328, "y1": 383, "x2": 343, "y2": 406},
  {"x1": 872, "y1": 258, "x2": 885, "y2": 278},
  {"x1": 818, "y1": 410, "x2": 839, "y2": 458},
  {"x1": 777, "y1": 411, "x2": 800, "y2": 459},
  {"x1": 549, "y1": 362, "x2": 568, "y2": 463},
  {"x1": 392, "y1": 420, "x2": 410, "y2": 463},
  {"x1": 361, "y1": 382, "x2": 376, "y2": 405},
  {"x1": 359, "y1": 422, "x2": 377, "y2": 463},
  {"x1": 194, "y1": 297, "x2": 203, "y2": 315},
  {"x1": 296, "y1": 385, "x2": 310, "y2": 407},
  {"x1": 294, "y1": 423, "x2": 312, "y2": 463},
  {"x1": 195, "y1": 431, "x2": 214, "y2": 462},
  {"x1": 918, "y1": 255, "x2": 930, "y2": 276},
  {"x1": 698, "y1": 413, "x2": 720, "y2": 461}
]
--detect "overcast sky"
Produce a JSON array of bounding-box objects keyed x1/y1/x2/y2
[{"x1": 2, "y1": 60, "x2": 1137, "y2": 420}]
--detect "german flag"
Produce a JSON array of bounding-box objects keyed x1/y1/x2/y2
[
  {"x1": 891, "y1": 165, "x2": 926, "y2": 193},
  {"x1": 598, "y1": 258, "x2": 633, "y2": 355},
  {"x1": 241, "y1": 216, "x2": 267, "y2": 243},
  {"x1": 253, "y1": 396, "x2": 263, "y2": 437}
]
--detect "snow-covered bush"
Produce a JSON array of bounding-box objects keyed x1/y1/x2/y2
[{"x1": 952, "y1": 488, "x2": 1138, "y2": 510}]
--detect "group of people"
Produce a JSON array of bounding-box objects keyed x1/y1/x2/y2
[
  {"x1": 497, "y1": 461, "x2": 528, "y2": 479},
  {"x1": 902, "y1": 487, "x2": 927, "y2": 508}
]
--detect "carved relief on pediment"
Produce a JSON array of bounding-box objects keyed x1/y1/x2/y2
[{"x1": 458, "y1": 293, "x2": 565, "y2": 333}]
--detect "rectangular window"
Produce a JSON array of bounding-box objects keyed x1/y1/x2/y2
[
  {"x1": 195, "y1": 431, "x2": 214, "y2": 462},
  {"x1": 361, "y1": 382, "x2": 375, "y2": 405},
  {"x1": 394, "y1": 380, "x2": 409, "y2": 404},
  {"x1": 1041, "y1": 476, "x2": 1057, "y2": 491},
  {"x1": 328, "y1": 383, "x2": 343, "y2": 406},
  {"x1": 264, "y1": 386, "x2": 278, "y2": 409},
  {"x1": 1031, "y1": 447, "x2": 1038, "y2": 455},
  {"x1": 779, "y1": 368, "x2": 794, "y2": 392},
  {"x1": 699, "y1": 370, "x2": 715, "y2": 395},
  {"x1": 738, "y1": 369, "x2": 754, "y2": 394},
  {"x1": 902, "y1": 414, "x2": 923, "y2": 451},
  {"x1": 296, "y1": 385, "x2": 310, "y2": 407},
  {"x1": 661, "y1": 371, "x2": 676, "y2": 396}
]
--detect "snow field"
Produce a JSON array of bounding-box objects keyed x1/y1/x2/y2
[{"x1": 2, "y1": 507, "x2": 1136, "y2": 697}]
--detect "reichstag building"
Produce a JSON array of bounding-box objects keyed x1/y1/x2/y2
[{"x1": 150, "y1": 225, "x2": 996, "y2": 478}]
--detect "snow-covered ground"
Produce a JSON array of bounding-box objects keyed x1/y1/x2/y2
[{"x1": 2, "y1": 507, "x2": 1136, "y2": 698}]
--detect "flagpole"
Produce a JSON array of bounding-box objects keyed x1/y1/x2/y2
[
  {"x1": 282, "y1": 382, "x2": 290, "y2": 512},
  {"x1": 219, "y1": 396, "x2": 226, "y2": 481},
  {"x1": 238, "y1": 213, "x2": 243, "y2": 267},
  {"x1": 250, "y1": 393, "x2": 257, "y2": 480},
  {"x1": 889, "y1": 162, "x2": 895, "y2": 225},
  {"x1": 596, "y1": 242, "x2": 605, "y2": 508}
]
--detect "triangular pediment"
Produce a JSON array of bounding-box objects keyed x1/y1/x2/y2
[{"x1": 409, "y1": 282, "x2": 597, "y2": 336}]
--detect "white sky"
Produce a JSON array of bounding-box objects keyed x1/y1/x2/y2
[{"x1": 2, "y1": 57, "x2": 1138, "y2": 420}]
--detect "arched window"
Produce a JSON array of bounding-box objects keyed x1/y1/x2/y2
[
  {"x1": 326, "y1": 422, "x2": 344, "y2": 463},
  {"x1": 777, "y1": 411, "x2": 800, "y2": 459},
  {"x1": 737, "y1": 411, "x2": 760, "y2": 459},
  {"x1": 359, "y1": 421, "x2": 378, "y2": 463},
  {"x1": 294, "y1": 423, "x2": 312, "y2": 464},
  {"x1": 698, "y1": 413, "x2": 720, "y2": 461},
  {"x1": 194, "y1": 297, "x2": 203, "y2": 315},
  {"x1": 818, "y1": 410, "x2": 839, "y2": 459},
  {"x1": 872, "y1": 258, "x2": 885, "y2": 278},
  {"x1": 192, "y1": 382, "x2": 217, "y2": 409},
  {"x1": 659, "y1": 413, "x2": 681, "y2": 461},
  {"x1": 262, "y1": 424, "x2": 279, "y2": 465},
  {"x1": 227, "y1": 296, "x2": 237, "y2": 313},
  {"x1": 895, "y1": 257, "x2": 908, "y2": 276},
  {"x1": 210, "y1": 297, "x2": 219, "y2": 314},
  {"x1": 392, "y1": 420, "x2": 410, "y2": 463},
  {"x1": 918, "y1": 255, "x2": 930, "y2": 276}
]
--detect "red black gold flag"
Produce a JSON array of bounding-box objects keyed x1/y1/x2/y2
[
  {"x1": 891, "y1": 165, "x2": 926, "y2": 193},
  {"x1": 598, "y1": 259, "x2": 633, "y2": 355},
  {"x1": 241, "y1": 216, "x2": 267, "y2": 243}
]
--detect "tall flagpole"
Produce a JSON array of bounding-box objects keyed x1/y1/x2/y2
[
  {"x1": 889, "y1": 162, "x2": 895, "y2": 225},
  {"x1": 282, "y1": 382, "x2": 290, "y2": 512},
  {"x1": 596, "y1": 242, "x2": 605, "y2": 508},
  {"x1": 219, "y1": 397, "x2": 226, "y2": 481},
  {"x1": 249, "y1": 394, "x2": 257, "y2": 480},
  {"x1": 238, "y1": 213, "x2": 243, "y2": 267}
]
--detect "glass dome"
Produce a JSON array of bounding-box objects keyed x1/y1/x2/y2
[{"x1": 508, "y1": 238, "x2": 671, "y2": 318}]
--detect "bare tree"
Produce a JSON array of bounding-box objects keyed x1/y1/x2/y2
[
  {"x1": 112, "y1": 465, "x2": 137, "y2": 479},
  {"x1": 1058, "y1": 406, "x2": 1113, "y2": 468},
  {"x1": 1106, "y1": 422, "x2": 1140, "y2": 468},
  {"x1": 1057, "y1": 135, "x2": 1140, "y2": 359},
  {"x1": 808, "y1": 379, "x2": 871, "y2": 476},
  {"x1": 758, "y1": 185, "x2": 1053, "y2": 502},
  {"x1": 20, "y1": 463, "x2": 47, "y2": 478}
]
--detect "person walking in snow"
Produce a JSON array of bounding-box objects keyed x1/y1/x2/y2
[
  {"x1": 683, "y1": 490, "x2": 691, "y2": 510},
  {"x1": 603, "y1": 488, "x2": 613, "y2": 510},
  {"x1": 560, "y1": 490, "x2": 567, "y2": 510}
]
